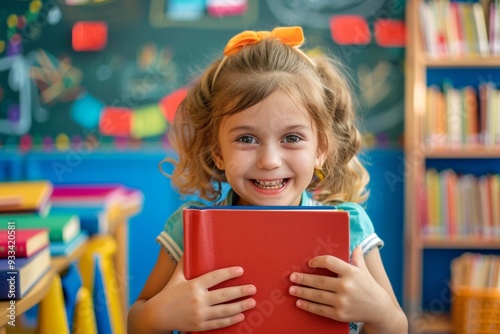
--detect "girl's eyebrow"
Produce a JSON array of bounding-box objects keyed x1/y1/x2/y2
[{"x1": 228, "y1": 124, "x2": 310, "y2": 134}]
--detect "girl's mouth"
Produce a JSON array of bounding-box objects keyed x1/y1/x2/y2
[{"x1": 252, "y1": 179, "x2": 288, "y2": 189}]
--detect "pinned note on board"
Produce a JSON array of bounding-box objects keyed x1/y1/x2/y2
[
  {"x1": 166, "y1": 0, "x2": 205, "y2": 21},
  {"x1": 329, "y1": 15, "x2": 371, "y2": 45},
  {"x1": 207, "y1": 0, "x2": 247, "y2": 17},
  {"x1": 72, "y1": 21, "x2": 108, "y2": 52},
  {"x1": 374, "y1": 19, "x2": 406, "y2": 47}
]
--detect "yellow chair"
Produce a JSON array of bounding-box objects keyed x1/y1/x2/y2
[
  {"x1": 37, "y1": 274, "x2": 69, "y2": 334},
  {"x1": 72, "y1": 287, "x2": 97, "y2": 334},
  {"x1": 78, "y1": 235, "x2": 125, "y2": 334}
]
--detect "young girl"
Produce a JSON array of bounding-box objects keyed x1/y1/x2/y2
[{"x1": 128, "y1": 26, "x2": 408, "y2": 334}]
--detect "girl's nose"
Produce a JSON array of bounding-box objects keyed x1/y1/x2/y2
[{"x1": 256, "y1": 144, "x2": 282, "y2": 170}]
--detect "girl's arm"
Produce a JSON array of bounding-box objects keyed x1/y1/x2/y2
[
  {"x1": 356, "y1": 247, "x2": 408, "y2": 334},
  {"x1": 288, "y1": 246, "x2": 408, "y2": 334},
  {"x1": 128, "y1": 249, "x2": 257, "y2": 334},
  {"x1": 127, "y1": 249, "x2": 177, "y2": 334}
]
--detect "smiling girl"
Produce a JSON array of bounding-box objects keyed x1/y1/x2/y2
[{"x1": 128, "y1": 26, "x2": 408, "y2": 334}]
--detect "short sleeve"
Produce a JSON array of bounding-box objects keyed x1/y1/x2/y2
[
  {"x1": 336, "y1": 202, "x2": 384, "y2": 255},
  {"x1": 156, "y1": 201, "x2": 205, "y2": 263}
]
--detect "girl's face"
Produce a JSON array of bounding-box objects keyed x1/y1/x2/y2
[{"x1": 217, "y1": 90, "x2": 324, "y2": 206}]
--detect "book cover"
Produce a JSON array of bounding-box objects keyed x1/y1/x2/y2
[
  {"x1": 50, "y1": 231, "x2": 88, "y2": 257},
  {"x1": 0, "y1": 214, "x2": 80, "y2": 243},
  {"x1": 0, "y1": 180, "x2": 53, "y2": 214},
  {"x1": 183, "y1": 206, "x2": 350, "y2": 334},
  {"x1": 0, "y1": 246, "x2": 51, "y2": 300},
  {"x1": 0, "y1": 228, "x2": 49, "y2": 258},
  {"x1": 51, "y1": 184, "x2": 126, "y2": 208},
  {"x1": 61, "y1": 262, "x2": 83, "y2": 332},
  {"x1": 50, "y1": 206, "x2": 108, "y2": 235}
]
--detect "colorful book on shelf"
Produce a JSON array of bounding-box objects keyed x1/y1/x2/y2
[
  {"x1": 61, "y1": 262, "x2": 83, "y2": 331},
  {"x1": 0, "y1": 246, "x2": 51, "y2": 300},
  {"x1": 49, "y1": 206, "x2": 111, "y2": 235},
  {"x1": 0, "y1": 228, "x2": 49, "y2": 258},
  {"x1": 0, "y1": 214, "x2": 80, "y2": 243},
  {"x1": 50, "y1": 184, "x2": 126, "y2": 208},
  {"x1": 0, "y1": 180, "x2": 52, "y2": 215},
  {"x1": 50, "y1": 231, "x2": 88, "y2": 257},
  {"x1": 183, "y1": 206, "x2": 350, "y2": 334},
  {"x1": 49, "y1": 184, "x2": 137, "y2": 235}
]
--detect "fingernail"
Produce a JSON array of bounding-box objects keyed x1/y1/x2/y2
[
  {"x1": 289, "y1": 286, "x2": 296, "y2": 294},
  {"x1": 290, "y1": 273, "x2": 297, "y2": 282}
]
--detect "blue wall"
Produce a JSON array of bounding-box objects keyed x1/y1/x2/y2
[{"x1": 0, "y1": 147, "x2": 405, "y2": 307}]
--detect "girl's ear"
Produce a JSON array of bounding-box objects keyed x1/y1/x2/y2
[
  {"x1": 315, "y1": 150, "x2": 326, "y2": 169},
  {"x1": 212, "y1": 152, "x2": 225, "y2": 170}
]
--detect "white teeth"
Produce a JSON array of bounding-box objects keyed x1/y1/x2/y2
[{"x1": 254, "y1": 179, "x2": 285, "y2": 189}]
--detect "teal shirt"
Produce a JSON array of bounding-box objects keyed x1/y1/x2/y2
[{"x1": 157, "y1": 190, "x2": 383, "y2": 263}]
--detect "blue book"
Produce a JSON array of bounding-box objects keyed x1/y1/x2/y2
[
  {"x1": 50, "y1": 232, "x2": 88, "y2": 256},
  {"x1": 61, "y1": 262, "x2": 83, "y2": 332},
  {"x1": 0, "y1": 247, "x2": 51, "y2": 300},
  {"x1": 93, "y1": 258, "x2": 112, "y2": 334}
]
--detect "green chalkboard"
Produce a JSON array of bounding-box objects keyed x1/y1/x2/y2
[{"x1": 0, "y1": 0, "x2": 406, "y2": 150}]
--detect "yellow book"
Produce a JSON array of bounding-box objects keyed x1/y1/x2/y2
[{"x1": 0, "y1": 180, "x2": 53, "y2": 214}]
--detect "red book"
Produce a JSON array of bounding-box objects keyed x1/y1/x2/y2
[
  {"x1": 183, "y1": 206, "x2": 350, "y2": 334},
  {"x1": 0, "y1": 228, "x2": 49, "y2": 258}
]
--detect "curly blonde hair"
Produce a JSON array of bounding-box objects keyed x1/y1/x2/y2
[{"x1": 165, "y1": 37, "x2": 369, "y2": 205}]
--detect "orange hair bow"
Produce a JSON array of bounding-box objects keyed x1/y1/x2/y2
[{"x1": 223, "y1": 26, "x2": 305, "y2": 56}]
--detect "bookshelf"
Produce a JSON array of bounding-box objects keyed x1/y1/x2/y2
[{"x1": 405, "y1": 1, "x2": 500, "y2": 333}]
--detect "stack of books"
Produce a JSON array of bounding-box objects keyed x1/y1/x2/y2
[
  {"x1": 0, "y1": 180, "x2": 88, "y2": 257},
  {"x1": 49, "y1": 184, "x2": 143, "y2": 235},
  {"x1": 0, "y1": 228, "x2": 51, "y2": 300}
]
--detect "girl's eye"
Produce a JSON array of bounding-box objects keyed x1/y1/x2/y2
[
  {"x1": 237, "y1": 135, "x2": 256, "y2": 144},
  {"x1": 282, "y1": 134, "x2": 301, "y2": 143}
]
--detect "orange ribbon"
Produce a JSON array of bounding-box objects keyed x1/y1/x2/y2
[{"x1": 223, "y1": 26, "x2": 305, "y2": 56}]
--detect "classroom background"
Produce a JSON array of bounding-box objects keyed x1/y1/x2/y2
[{"x1": 4, "y1": 0, "x2": 498, "y2": 333}]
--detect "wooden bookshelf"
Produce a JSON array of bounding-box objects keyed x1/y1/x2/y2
[{"x1": 404, "y1": 1, "x2": 500, "y2": 333}]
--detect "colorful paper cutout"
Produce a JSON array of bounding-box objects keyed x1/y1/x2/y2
[
  {"x1": 159, "y1": 87, "x2": 187, "y2": 123},
  {"x1": 131, "y1": 104, "x2": 166, "y2": 138},
  {"x1": 99, "y1": 107, "x2": 132, "y2": 136},
  {"x1": 70, "y1": 92, "x2": 104, "y2": 129},
  {"x1": 207, "y1": 0, "x2": 248, "y2": 17},
  {"x1": 374, "y1": 19, "x2": 406, "y2": 47},
  {"x1": 329, "y1": 15, "x2": 371, "y2": 45},
  {"x1": 166, "y1": 0, "x2": 205, "y2": 21},
  {"x1": 72, "y1": 21, "x2": 108, "y2": 52}
]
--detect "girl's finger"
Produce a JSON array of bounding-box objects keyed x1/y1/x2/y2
[
  {"x1": 205, "y1": 297, "x2": 256, "y2": 322},
  {"x1": 200, "y1": 266, "x2": 245, "y2": 288},
  {"x1": 288, "y1": 284, "x2": 336, "y2": 307},
  {"x1": 289, "y1": 271, "x2": 339, "y2": 291},
  {"x1": 207, "y1": 284, "x2": 257, "y2": 305}
]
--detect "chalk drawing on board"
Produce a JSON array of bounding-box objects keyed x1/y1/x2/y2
[
  {"x1": 149, "y1": 0, "x2": 258, "y2": 29},
  {"x1": 265, "y1": 0, "x2": 386, "y2": 28},
  {"x1": 29, "y1": 50, "x2": 83, "y2": 106},
  {"x1": 0, "y1": 56, "x2": 31, "y2": 135},
  {"x1": 357, "y1": 60, "x2": 404, "y2": 133},
  {"x1": 120, "y1": 44, "x2": 180, "y2": 105}
]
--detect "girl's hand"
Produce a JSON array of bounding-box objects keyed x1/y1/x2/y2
[
  {"x1": 150, "y1": 256, "x2": 257, "y2": 332},
  {"x1": 288, "y1": 246, "x2": 392, "y2": 325}
]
